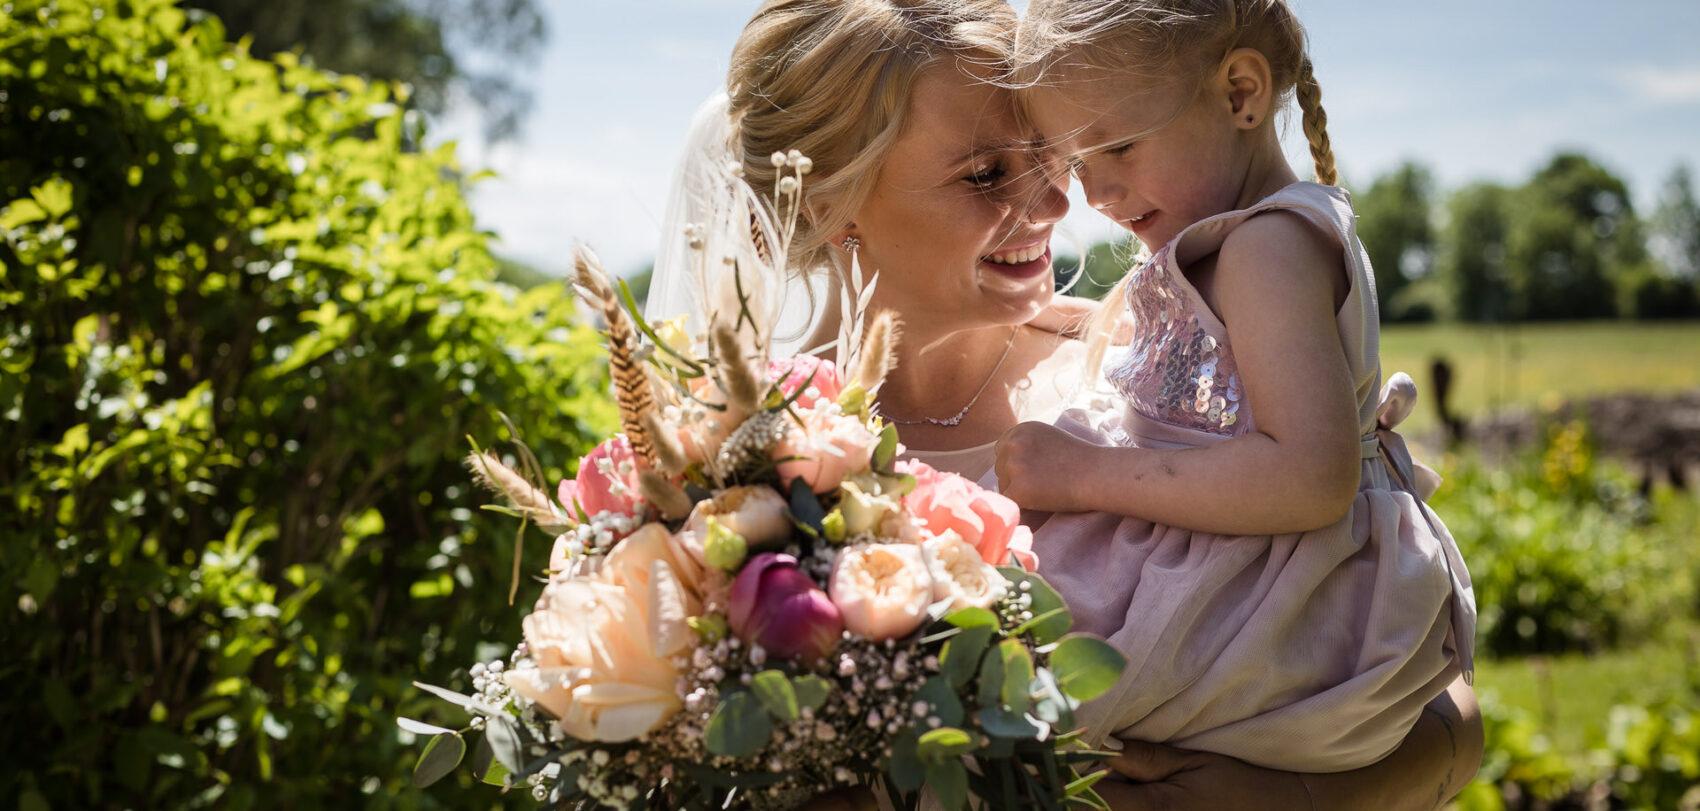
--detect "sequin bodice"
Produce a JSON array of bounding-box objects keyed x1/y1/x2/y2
[{"x1": 1105, "y1": 246, "x2": 1246, "y2": 436}]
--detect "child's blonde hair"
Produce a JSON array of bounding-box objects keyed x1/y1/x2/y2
[
  {"x1": 727, "y1": 0, "x2": 1018, "y2": 276},
  {"x1": 1014, "y1": 0, "x2": 1339, "y2": 376}
]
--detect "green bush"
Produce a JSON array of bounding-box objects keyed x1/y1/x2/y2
[
  {"x1": 1429, "y1": 422, "x2": 1690, "y2": 656},
  {"x1": 1, "y1": 1, "x2": 611, "y2": 807}
]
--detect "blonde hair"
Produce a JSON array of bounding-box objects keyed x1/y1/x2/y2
[
  {"x1": 1015, "y1": 0, "x2": 1338, "y2": 376},
  {"x1": 727, "y1": 0, "x2": 1018, "y2": 275}
]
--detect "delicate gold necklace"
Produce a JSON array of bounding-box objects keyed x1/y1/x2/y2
[{"x1": 877, "y1": 327, "x2": 1018, "y2": 428}]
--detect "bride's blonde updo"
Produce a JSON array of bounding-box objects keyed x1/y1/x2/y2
[{"x1": 727, "y1": 0, "x2": 1017, "y2": 274}]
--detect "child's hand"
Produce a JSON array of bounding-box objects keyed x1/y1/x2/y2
[{"x1": 994, "y1": 421, "x2": 1095, "y2": 512}]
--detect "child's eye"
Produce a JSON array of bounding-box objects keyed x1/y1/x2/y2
[{"x1": 964, "y1": 163, "x2": 1006, "y2": 188}]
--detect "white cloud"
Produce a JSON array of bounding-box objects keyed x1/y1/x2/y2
[{"x1": 1619, "y1": 65, "x2": 1700, "y2": 103}]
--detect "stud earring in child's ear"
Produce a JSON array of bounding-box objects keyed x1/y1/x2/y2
[{"x1": 1245, "y1": 114, "x2": 1255, "y2": 124}]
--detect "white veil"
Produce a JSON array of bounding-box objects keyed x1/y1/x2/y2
[{"x1": 644, "y1": 92, "x2": 826, "y2": 359}]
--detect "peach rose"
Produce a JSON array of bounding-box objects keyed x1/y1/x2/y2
[
  {"x1": 683, "y1": 485, "x2": 793, "y2": 550},
  {"x1": 677, "y1": 377, "x2": 753, "y2": 465},
  {"x1": 506, "y1": 576, "x2": 683, "y2": 742},
  {"x1": 829, "y1": 543, "x2": 934, "y2": 641},
  {"x1": 898, "y1": 459, "x2": 1033, "y2": 568},
  {"x1": 774, "y1": 407, "x2": 873, "y2": 494}
]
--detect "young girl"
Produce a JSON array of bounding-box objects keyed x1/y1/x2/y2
[{"x1": 994, "y1": 0, "x2": 1476, "y2": 772}]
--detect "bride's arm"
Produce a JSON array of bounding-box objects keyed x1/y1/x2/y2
[{"x1": 1098, "y1": 677, "x2": 1483, "y2": 810}]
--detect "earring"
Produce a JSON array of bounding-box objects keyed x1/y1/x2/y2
[
  {"x1": 841, "y1": 236, "x2": 861, "y2": 253},
  {"x1": 1245, "y1": 114, "x2": 1256, "y2": 124}
]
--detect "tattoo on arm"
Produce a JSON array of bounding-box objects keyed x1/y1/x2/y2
[{"x1": 1423, "y1": 704, "x2": 1459, "y2": 809}]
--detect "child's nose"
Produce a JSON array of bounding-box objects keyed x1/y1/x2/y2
[{"x1": 1079, "y1": 167, "x2": 1126, "y2": 214}]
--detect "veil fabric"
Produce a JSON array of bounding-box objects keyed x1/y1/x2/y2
[{"x1": 645, "y1": 92, "x2": 826, "y2": 359}]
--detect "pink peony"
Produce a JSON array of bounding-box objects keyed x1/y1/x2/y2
[
  {"x1": 558, "y1": 436, "x2": 643, "y2": 520},
  {"x1": 774, "y1": 408, "x2": 873, "y2": 494},
  {"x1": 768, "y1": 356, "x2": 843, "y2": 410},
  {"x1": 897, "y1": 460, "x2": 1034, "y2": 568},
  {"x1": 727, "y1": 553, "x2": 844, "y2": 662}
]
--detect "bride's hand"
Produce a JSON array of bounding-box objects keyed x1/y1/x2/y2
[{"x1": 1097, "y1": 739, "x2": 1314, "y2": 810}]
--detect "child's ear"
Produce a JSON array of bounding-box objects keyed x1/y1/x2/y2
[{"x1": 1218, "y1": 48, "x2": 1275, "y2": 130}]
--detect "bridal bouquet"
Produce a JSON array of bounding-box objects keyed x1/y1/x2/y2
[{"x1": 402, "y1": 154, "x2": 1124, "y2": 809}]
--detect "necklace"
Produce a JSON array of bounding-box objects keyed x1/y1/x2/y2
[{"x1": 877, "y1": 327, "x2": 1018, "y2": 428}]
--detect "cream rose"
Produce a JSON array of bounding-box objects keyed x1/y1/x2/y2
[
  {"x1": 505, "y1": 577, "x2": 682, "y2": 742},
  {"x1": 828, "y1": 543, "x2": 934, "y2": 641},
  {"x1": 922, "y1": 532, "x2": 1008, "y2": 613},
  {"x1": 683, "y1": 485, "x2": 792, "y2": 550}
]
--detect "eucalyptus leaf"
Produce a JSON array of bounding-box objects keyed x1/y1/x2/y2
[
  {"x1": 411, "y1": 732, "x2": 465, "y2": 788},
  {"x1": 998, "y1": 568, "x2": 1072, "y2": 645},
  {"x1": 998, "y1": 639, "x2": 1035, "y2": 714},
  {"x1": 913, "y1": 677, "x2": 964, "y2": 728},
  {"x1": 1050, "y1": 635, "x2": 1126, "y2": 702},
  {"x1": 705, "y1": 690, "x2": 774, "y2": 758},
  {"x1": 917, "y1": 727, "x2": 975, "y2": 763},
  {"x1": 793, "y1": 674, "x2": 832, "y2": 712},
  {"x1": 484, "y1": 715, "x2": 526, "y2": 773},
  {"x1": 752, "y1": 670, "x2": 800, "y2": 722},
  {"x1": 940, "y1": 624, "x2": 994, "y2": 689},
  {"x1": 886, "y1": 730, "x2": 925, "y2": 793},
  {"x1": 925, "y1": 757, "x2": 968, "y2": 811},
  {"x1": 943, "y1": 606, "x2": 999, "y2": 629}
]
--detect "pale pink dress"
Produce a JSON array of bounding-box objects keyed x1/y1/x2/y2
[{"x1": 1022, "y1": 182, "x2": 1475, "y2": 772}]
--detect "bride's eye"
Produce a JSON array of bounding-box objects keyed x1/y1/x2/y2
[{"x1": 964, "y1": 162, "x2": 1006, "y2": 188}]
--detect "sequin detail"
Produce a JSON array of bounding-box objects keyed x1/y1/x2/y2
[{"x1": 1105, "y1": 246, "x2": 1247, "y2": 435}]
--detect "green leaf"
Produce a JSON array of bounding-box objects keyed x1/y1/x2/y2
[
  {"x1": 788, "y1": 477, "x2": 826, "y2": 538},
  {"x1": 944, "y1": 606, "x2": 999, "y2": 629},
  {"x1": 917, "y1": 727, "x2": 975, "y2": 763},
  {"x1": 885, "y1": 730, "x2": 925, "y2": 793},
  {"x1": 1050, "y1": 635, "x2": 1126, "y2": 703},
  {"x1": 0, "y1": 199, "x2": 46, "y2": 229},
  {"x1": 412, "y1": 732, "x2": 465, "y2": 788},
  {"x1": 977, "y1": 706, "x2": 1046, "y2": 740},
  {"x1": 397, "y1": 717, "x2": 455, "y2": 736},
  {"x1": 705, "y1": 690, "x2": 774, "y2": 758},
  {"x1": 999, "y1": 568, "x2": 1072, "y2": 645},
  {"x1": 913, "y1": 677, "x2": 964, "y2": 728},
  {"x1": 752, "y1": 670, "x2": 799, "y2": 722},
  {"x1": 925, "y1": 757, "x2": 969, "y2": 811},
  {"x1": 940, "y1": 624, "x2": 994, "y2": 690},
  {"x1": 484, "y1": 715, "x2": 525, "y2": 773},
  {"x1": 998, "y1": 640, "x2": 1035, "y2": 715},
  {"x1": 793, "y1": 674, "x2": 832, "y2": 712},
  {"x1": 977, "y1": 644, "x2": 1005, "y2": 709}
]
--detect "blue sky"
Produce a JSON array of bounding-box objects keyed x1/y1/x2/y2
[{"x1": 437, "y1": 0, "x2": 1700, "y2": 276}]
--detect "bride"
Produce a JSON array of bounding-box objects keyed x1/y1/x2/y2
[{"x1": 644, "y1": 1, "x2": 1481, "y2": 807}]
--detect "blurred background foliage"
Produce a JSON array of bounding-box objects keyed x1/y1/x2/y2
[
  {"x1": 2, "y1": 0, "x2": 1698, "y2": 809},
  {"x1": 1, "y1": 0, "x2": 609, "y2": 807}
]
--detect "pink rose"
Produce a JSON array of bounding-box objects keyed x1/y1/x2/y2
[
  {"x1": 898, "y1": 460, "x2": 1032, "y2": 568},
  {"x1": 558, "y1": 436, "x2": 643, "y2": 520},
  {"x1": 727, "y1": 553, "x2": 844, "y2": 662},
  {"x1": 774, "y1": 408, "x2": 873, "y2": 494},
  {"x1": 829, "y1": 543, "x2": 934, "y2": 641},
  {"x1": 768, "y1": 356, "x2": 843, "y2": 410}
]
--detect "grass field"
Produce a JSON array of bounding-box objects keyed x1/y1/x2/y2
[{"x1": 1379, "y1": 321, "x2": 1700, "y2": 434}]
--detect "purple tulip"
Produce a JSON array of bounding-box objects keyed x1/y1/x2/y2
[{"x1": 727, "y1": 553, "x2": 844, "y2": 663}]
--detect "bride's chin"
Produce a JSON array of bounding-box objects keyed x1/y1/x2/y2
[{"x1": 974, "y1": 266, "x2": 1052, "y2": 321}]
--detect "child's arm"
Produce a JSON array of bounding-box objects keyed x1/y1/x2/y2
[{"x1": 995, "y1": 212, "x2": 1361, "y2": 535}]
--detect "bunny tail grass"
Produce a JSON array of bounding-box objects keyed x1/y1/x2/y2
[
  {"x1": 466, "y1": 451, "x2": 566, "y2": 530},
  {"x1": 711, "y1": 322, "x2": 762, "y2": 412},
  {"x1": 639, "y1": 470, "x2": 694, "y2": 521},
  {"x1": 574, "y1": 245, "x2": 658, "y2": 468},
  {"x1": 642, "y1": 411, "x2": 688, "y2": 476},
  {"x1": 854, "y1": 311, "x2": 900, "y2": 395}
]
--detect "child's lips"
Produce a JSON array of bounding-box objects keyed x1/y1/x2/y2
[{"x1": 1126, "y1": 210, "x2": 1157, "y2": 231}]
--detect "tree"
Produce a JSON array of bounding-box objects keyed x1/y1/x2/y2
[
  {"x1": 1436, "y1": 182, "x2": 1516, "y2": 322},
  {"x1": 1649, "y1": 164, "x2": 1700, "y2": 279},
  {"x1": 1355, "y1": 161, "x2": 1436, "y2": 320},
  {"x1": 187, "y1": 0, "x2": 545, "y2": 141},
  {"x1": 2, "y1": 2, "x2": 608, "y2": 805},
  {"x1": 1502, "y1": 153, "x2": 1642, "y2": 320}
]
